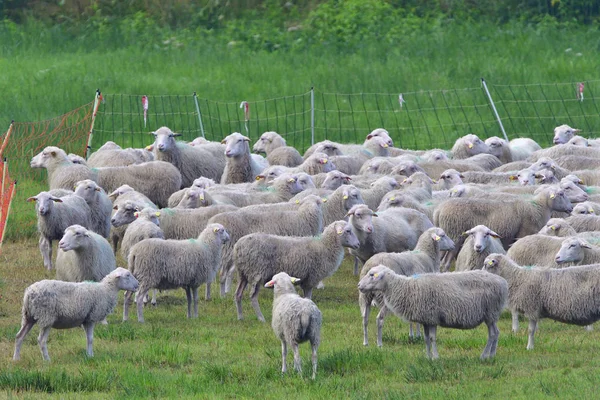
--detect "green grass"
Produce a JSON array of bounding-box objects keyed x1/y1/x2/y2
[{"x1": 2, "y1": 240, "x2": 600, "y2": 398}]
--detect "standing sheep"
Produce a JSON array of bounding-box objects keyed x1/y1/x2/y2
[
  {"x1": 221, "y1": 132, "x2": 266, "y2": 184},
  {"x1": 555, "y1": 237, "x2": 600, "y2": 265},
  {"x1": 234, "y1": 220, "x2": 360, "y2": 321},
  {"x1": 13, "y1": 268, "x2": 139, "y2": 361},
  {"x1": 120, "y1": 208, "x2": 164, "y2": 260},
  {"x1": 253, "y1": 131, "x2": 304, "y2": 167},
  {"x1": 358, "y1": 265, "x2": 508, "y2": 359},
  {"x1": 74, "y1": 179, "x2": 112, "y2": 238},
  {"x1": 484, "y1": 253, "x2": 600, "y2": 350},
  {"x1": 152, "y1": 126, "x2": 226, "y2": 187},
  {"x1": 265, "y1": 272, "x2": 322, "y2": 379},
  {"x1": 30, "y1": 147, "x2": 95, "y2": 190},
  {"x1": 28, "y1": 191, "x2": 91, "y2": 270},
  {"x1": 125, "y1": 224, "x2": 230, "y2": 322},
  {"x1": 454, "y1": 225, "x2": 505, "y2": 272},
  {"x1": 55, "y1": 225, "x2": 116, "y2": 283}
]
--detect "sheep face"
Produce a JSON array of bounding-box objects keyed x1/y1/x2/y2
[
  {"x1": 191, "y1": 177, "x2": 216, "y2": 190},
  {"x1": 423, "y1": 150, "x2": 448, "y2": 162},
  {"x1": 540, "y1": 219, "x2": 568, "y2": 236},
  {"x1": 357, "y1": 265, "x2": 392, "y2": 293},
  {"x1": 136, "y1": 208, "x2": 161, "y2": 226},
  {"x1": 366, "y1": 128, "x2": 393, "y2": 147},
  {"x1": 511, "y1": 168, "x2": 536, "y2": 186},
  {"x1": 179, "y1": 189, "x2": 202, "y2": 208},
  {"x1": 27, "y1": 191, "x2": 63, "y2": 216},
  {"x1": 152, "y1": 126, "x2": 181, "y2": 153},
  {"x1": 534, "y1": 169, "x2": 558, "y2": 185},
  {"x1": 346, "y1": 205, "x2": 376, "y2": 233},
  {"x1": 314, "y1": 142, "x2": 342, "y2": 157},
  {"x1": 111, "y1": 201, "x2": 141, "y2": 227},
  {"x1": 341, "y1": 186, "x2": 364, "y2": 213},
  {"x1": 462, "y1": 134, "x2": 490, "y2": 157},
  {"x1": 335, "y1": 221, "x2": 360, "y2": 249},
  {"x1": 567, "y1": 135, "x2": 589, "y2": 147},
  {"x1": 74, "y1": 180, "x2": 102, "y2": 203},
  {"x1": 295, "y1": 173, "x2": 315, "y2": 190},
  {"x1": 30, "y1": 146, "x2": 66, "y2": 168},
  {"x1": 272, "y1": 174, "x2": 304, "y2": 195},
  {"x1": 222, "y1": 132, "x2": 250, "y2": 158},
  {"x1": 546, "y1": 189, "x2": 573, "y2": 213},
  {"x1": 439, "y1": 169, "x2": 464, "y2": 188},
  {"x1": 485, "y1": 137, "x2": 507, "y2": 159},
  {"x1": 371, "y1": 176, "x2": 398, "y2": 191},
  {"x1": 555, "y1": 238, "x2": 591, "y2": 264},
  {"x1": 393, "y1": 161, "x2": 422, "y2": 177},
  {"x1": 431, "y1": 228, "x2": 455, "y2": 251},
  {"x1": 464, "y1": 225, "x2": 500, "y2": 254},
  {"x1": 108, "y1": 184, "x2": 135, "y2": 200},
  {"x1": 58, "y1": 225, "x2": 91, "y2": 251},
  {"x1": 572, "y1": 203, "x2": 595, "y2": 216},
  {"x1": 309, "y1": 152, "x2": 336, "y2": 173},
  {"x1": 364, "y1": 136, "x2": 390, "y2": 157},
  {"x1": 559, "y1": 181, "x2": 589, "y2": 203},
  {"x1": 322, "y1": 171, "x2": 351, "y2": 190},
  {"x1": 205, "y1": 223, "x2": 230, "y2": 244},
  {"x1": 110, "y1": 267, "x2": 140, "y2": 291},
  {"x1": 553, "y1": 124, "x2": 580, "y2": 145}
]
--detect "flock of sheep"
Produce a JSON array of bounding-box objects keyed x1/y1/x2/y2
[{"x1": 12, "y1": 122, "x2": 600, "y2": 379}]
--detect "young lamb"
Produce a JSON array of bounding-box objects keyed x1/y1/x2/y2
[
  {"x1": 450, "y1": 133, "x2": 491, "y2": 159},
  {"x1": 484, "y1": 253, "x2": 600, "y2": 350},
  {"x1": 221, "y1": 132, "x2": 266, "y2": 184},
  {"x1": 265, "y1": 272, "x2": 322, "y2": 379},
  {"x1": 13, "y1": 268, "x2": 139, "y2": 361},
  {"x1": 454, "y1": 225, "x2": 505, "y2": 272},
  {"x1": 55, "y1": 225, "x2": 116, "y2": 283},
  {"x1": 74, "y1": 179, "x2": 112, "y2": 238},
  {"x1": 234, "y1": 220, "x2": 360, "y2": 322},
  {"x1": 358, "y1": 265, "x2": 507, "y2": 359},
  {"x1": 125, "y1": 224, "x2": 230, "y2": 322},
  {"x1": 359, "y1": 227, "x2": 455, "y2": 347},
  {"x1": 151, "y1": 126, "x2": 226, "y2": 187},
  {"x1": 28, "y1": 191, "x2": 91, "y2": 270},
  {"x1": 252, "y1": 131, "x2": 304, "y2": 167}
]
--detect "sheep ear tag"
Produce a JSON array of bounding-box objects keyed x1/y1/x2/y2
[
  {"x1": 549, "y1": 193, "x2": 556, "y2": 199},
  {"x1": 337, "y1": 228, "x2": 344, "y2": 235},
  {"x1": 487, "y1": 260, "x2": 494, "y2": 266},
  {"x1": 213, "y1": 227, "x2": 219, "y2": 233},
  {"x1": 290, "y1": 277, "x2": 301, "y2": 284},
  {"x1": 155, "y1": 212, "x2": 161, "y2": 217},
  {"x1": 466, "y1": 142, "x2": 473, "y2": 149},
  {"x1": 550, "y1": 225, "x2": 556, "y2": 231},
  {"x1": 432, "y1": 234, "x2": 441, "y2": 241},
  {"x1": 199, "y1": 195, "x2": 205, "y2": 201}
]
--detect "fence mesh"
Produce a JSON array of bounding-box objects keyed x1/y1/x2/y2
[{"x1": 0, "y1": 103, "x2": 93, "y2": 239}]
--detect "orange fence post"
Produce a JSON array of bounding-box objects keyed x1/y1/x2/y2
[
  {"x1": 0, "y1": 121, "x2": 14, "y2": 159},
  {"x1": 0, "y1": 181, "x2": 17, "y2": 253}
]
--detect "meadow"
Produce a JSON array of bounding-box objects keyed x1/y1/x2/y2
[{"x1": 2, "y1": 15, "x2": 600, "y2": 398}]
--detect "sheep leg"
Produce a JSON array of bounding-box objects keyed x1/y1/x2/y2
[
  {"x1": 136, "y1": 288, "x2": 150, "y2": 323},
  {"x1": 111, "y1": 233, "x2": 119, "y2": 254},
  {"x1": 83, "y1": 322, "x2": 95, "y2": 357},
  {"x1": 192, "y1": 286, "x2": 199, "y2": 318},
  {"x1": 429, "y1": 325, "x2": 439, "y2": 359},
  {"x1": 281, "y1": 341, "x2": 288, "y2": 374},
  {"x1": 362, "y1": 295, "x2": 371, "y2": 346},
  {"x1": 311, "y1": 340, "x2": 318, "y2": 380},
  {"x1": 376, "y1": 306, "x2": 388, "y2": 348},
  {"x1": 249, "y1": 281, "x2": 265, "y2": 322},
  {"x1": 38, "y1": 326, "x2": 52, "y2": 361},
  {"x1": 224, "y1": 264, "x2": 236, "y2": 295},
  {"x1": 423, "y1": 324, "x2": 432, "y2": 359},
  {"x1": 123, "y1": 290, "x2": 133, "y2": 321},
  {"x1": 416, "y1": 324, "x2": 422, "y2": 338},
  {"x1": 481, "y1": 321, "x2": 500, "y2": 359},
  {"x1": 13, "y1": 320, "x2": 35, "y2": 361},
  {"x1": 303, "y1": 287, "x2": 313, "y2": 300},
  {"x1": 185, "y1": 287, "x2": 193, "y2": 318},
  {"x1": 526, "y1": 319, "x2": 538, "y2": 350},
  {"x1": 489, "y1": 321, "x2": 500, "y2": 358},
  {"x1": 205, "y1": 282, "x2": 211, "y2": 301},
  {"x1": 151, "y1": 290, "x2": 157, "y2": 307},
  {"x1": 512, "y1": 310, "x2": 520, "y2": 333},
  {"x1": 234, "y1": 278, "x2": 248, "y2": 320},
  {"x1": 353, "y1": 256, "x2": 362, "y2": 276},
  {"x1": 39, "y1": 237, "x2": 52, "y2": 270},
  {"x1": 292, "y1": 342, "x2": 302, "y2": 375}
]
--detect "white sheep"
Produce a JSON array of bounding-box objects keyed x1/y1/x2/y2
[
  {"x1": 252, "y1": 131, "x2": 304, "y2": 167},
  {"x1": 553, "y1": 124, "x2": 581, "y2": 145},
  {"x1": 13, "y1": 268, "x2": 139, "y2": 361},
  {"x1": 358, "y1": 265, "x2": 507, "y2": 359},
  {"x1": 450, "y1": 133, "x2": 491, "y2": 159},
  {"x1": 265, "y1": 272, "x2": 322, "y2": 379},
  {"x1": 454, "y1": 225, "x2": 505, "y2": 272},
  {"x1": 74, "y1": 179, "x2": 112, "y2": 238},
  {"x1": 221, "y1": 132, "x2": 266, "y2": 184}
]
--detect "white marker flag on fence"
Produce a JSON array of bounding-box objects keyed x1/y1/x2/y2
[
  {"x1": 578, "y1": 83, "x2": 584, "y2": 102},
  {"x1": 398, "y1": 93, "x2": 405, "y2": 108},
  {"x1": 142, "y1": 96, "x2": 149, "y2": 127}
]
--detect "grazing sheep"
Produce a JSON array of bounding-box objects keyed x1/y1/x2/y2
[
  {"x1": 454, "y1": 225, "x2": 505, "y2": 272},
  {"x1": 359, "y1": 227, "x2": 455, "y2": 346},
  {"x1": 358, "y1": 265, "x2": 507, "y2": 359},
  {"x1": 509, "y1": 138, "x2": 541, "y2": 161},
  {"x1": 28, "y1": 191, "x2": 91, "y2": 270},
  {"x1": 450, "y1": 133, "x2": 491, "y2": 159},
  {"x1": 553, "y1": 124, "x2": 581, "y2": 145},
  {"x1": 13, "y1": 268, "x2": 138, "y2": 361},
  {"x1": 483, "y1": 253, "x2": 600, "y2": 350},
  {"x1": 125, "y1": 224, "x2": 230, "y2": 322},
  {"x1": 31, "y1": 147, "x2": 95, "y2": 190},
  {"x1": 74, "y1": 179, "x2": 112, "y2": 238},
  {"x1": 485, "y1": 137, "x2": 512, "y2": 164},
  {"x1": 234, "y1": 220, "x2": 360, "y2": 321},
  {"x1": 55, "y1": 225, "x2": 116, "y2": 283},
  {"x1": 265, "y1": 272, "x2": 322, "y2": 379},
  {"x1": 221, "y1": 132, "x2": 265, "y2": 184},
  {"x1": 253, "y1": 131, "x2": 304, "y2": 167},
  {"x1": 152, "y1": 126, "x2": 225, "y2": 187}
]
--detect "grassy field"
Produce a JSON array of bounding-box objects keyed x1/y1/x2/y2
[{"x1": 2, "y1": 240, "x2": 600, "y2": 398}]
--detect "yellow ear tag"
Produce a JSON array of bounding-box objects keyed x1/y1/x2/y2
[
  {"x1": 295, "y1": 200, "x2": 300, "y2": 204},
  {"x1": 343, "y1": 195, "x2": 348, "y2": 200},
  {"x1": 389, "y1": 196, "x2": 395, "y2": 201},
  {"x1": 383, "y1": 144, "x2": 389, "y2": 148},
  {"x1": 434, "y1": 235, "x2": 441, "y2": 241},
  {"x1": 288, "y1": 178, "x2": 295, "y2": 183},
  {"x1": 321, "y1": 158, "x2": 328, "y2": 164},
  {"x1": 322, "y1": 198, "x2": 328, "y2": 203},
  {"x1": 487, "y1": 260, "x2": 494, "y2": 266},
  {"x1": 255, "y1": 176, "x2": 261, "y2": 181},
  {"x1": 337, "y1": 228, "x2": 343, "y2": 235},
  {"x1": 402, "y1": 179, "x2": 408, "y2": 184},
  {"x1": 468, "y1": 143, "x2": 474, "y2": 149},
  {"x1": 550, "y1": 225, "x2": 556, "y2": 231},
  {"x1": 452, "y1": 189, "x2": 458, "y2": 193},
  {"x1": 550, "y1": 193, "x2": 556, "y2": 199},
  {"x1": 213, "y1": 227, "x2": 219, "y2": 233},
  {"x1": 373, "y1": 273, "x2": 379, "y2": 278}
]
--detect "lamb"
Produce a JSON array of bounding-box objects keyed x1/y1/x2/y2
[
  {"x1": 553, "y1": 124, "x2": 581, "y2": 145},
  {"x1": 358, "y1": 265, "x2": 507, "y2": 359},
  {"x1": 454, "y1": 225, "x2": 505, "y2": 272},
  {"x1": 555, "y1": 237, "x2": 600, "y2": 265},
  {"x1": 265, "y1": 272, "x2": 322, "y2": 379},
  {"x1": 450, "y1": 133, "x2": 491, "y2": 159},
  {"x1": 347, "y1": 204, "x2": 433, "y2": 274},
  {"x1": 485, "y1": 136, "x2": 512, "y2": 164},
  {"x1": 483, "y1": 253, "x2": 600, "y2": 350},
  {"x1": 74, "y1": 179, "x2": 112, "y2": 238},
  {"x1": 221, "y1": 132, "x2": 266, "y2": 184},
  {"x1": 55, "y1": 225, "x2": 116, "y2": 283},
  {"x1": 152, "y1": 126, "x2": 226, "y2": 187},
  {"x1": 234, "y1": 220, "x2": 360, "y2": 321},
  {"x1": 28, "y1": 191, "x2": 91, "y2": 270},
  {"x1": 359, "y1": 227, "x2": 455, "y2": 346},
  {"x1": 13, "y1": 268, "x2": 139, "y2": 361},
  {"x1": 252, "y1": 131, "x2": 304, "y2": 167},
  {"x1": 509, "y1": 138, "x2": 541, "y2": 161},
  {"x1": 125, "y1": 224, "x2": 230, "y2": 322}
]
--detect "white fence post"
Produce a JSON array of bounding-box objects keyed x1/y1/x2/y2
[
  {"x1": 86, "y1": 89, "x2": 101, "y2": 159},
  {"x1": 481, "y1": 78, "x2": 509, "y2": 142},
  {"x1": 193, "y1": 92, "x2": 206, "y2": 138},
  {"x1": 310, "y1": 87, "x2": 315, "y2": 145}
]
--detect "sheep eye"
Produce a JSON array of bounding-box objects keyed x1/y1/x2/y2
[
  {"x1": 168, "y1": 134, "x2": 174, "y2": 138},
  {"x1": 569, "y1": 244, "x2": 576, "y2": 248}
]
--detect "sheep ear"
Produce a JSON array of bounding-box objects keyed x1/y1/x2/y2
[
  {"x1": 290, "y1": 277, "x2": 301, "y2": 284},
  {"x1": 380, "y1": 143, "x2": 388, "y2": 148},
  {"x1": 95, "y1": 187, "x2": 101, "y2": 191},
  {"x1": 465, "y1": 141, "x2": 473, "y2": 149},
  {"x1": 255, "y1": 174, "x2": 265, "y2": 181},
  {"x1": 51, "y1": 197, "x2": 63, "y2": 203},
  {"x1": 344, "y1": 176, "x2": 352, "y2": 181},
  {"x1": 26, "y1": 196, "x2": 37, "y2": 203},
  {"x1": 344, "y1": 209, "x2": 354, "y2": 217},
  {"x1": 134, "y1": 212, "x2": 140, "y2": 218},
  {"x1": 242, "y1": 136, "x2": 250, "y2": 142},
  {"x1": 172, "y1": 133, "x2": 182, "y2": 137},
  {"x1": 319, "y1": 158, "x2": 328, "y2": 164},
  {"x1": 489, "y1": 230, "x2": 502, "y2": 238},
  {"x1": 113, "y1": 205, "x2": 118, "y2": 210},
  {"x1": 366, "y1": 134, "x2": 374, "y2": 140},
  {"x1": 145, "y1": 145, "x2": 153, "y2": 151},
  {"x1": 50, "y1": 150, "x2": 57, "y2": 157},
  {"x1": 581, "y1": 241, "x2": 593, "y2": 249},
  {"x1": 573, "y1": 129, "x2": 582, "y2": 133},
  {"x1": 509, "y1": 175, "x2": 517, "y2": 181},
  {"x1": 549, "y1": 193, "x2": 556, "y2": 199},
  {"x1": 84, "y1": 231, "x2": 91, "y2": 237},
  {"x1": 372, "y1": 212, "x2": 378, "y2": 217},
  {"x1": 264, "y1": 280, "x2": 275, "y2": 288},
  {"x1": 459, "y1": 173, "x2": 464, "y2": 178},
  {"x1": 462, "y1": 229, "x2": 472, "y2": 237}
]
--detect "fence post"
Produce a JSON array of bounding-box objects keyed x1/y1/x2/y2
[
  {"x1": 481, "y1": 78, "x2": 509, "y2": 141},
  {"x1": 193, "y1": 92, "x2": 206, "y2": 138},
  {"x1": 86, "y1": 89, "x2": 102, "y2": 159},
  {"x1": 310, "y1": 87, "x2": 315, "y2": 145},
  {"x1": 0, "y1": 158, "x2": 7, "y2": 241},
  {"x1": 0, "y1": 121, "x2": 14, "y2": 159},
  {"x1": 0, "y1": 180, "x2": 16, "y2": 253}
]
